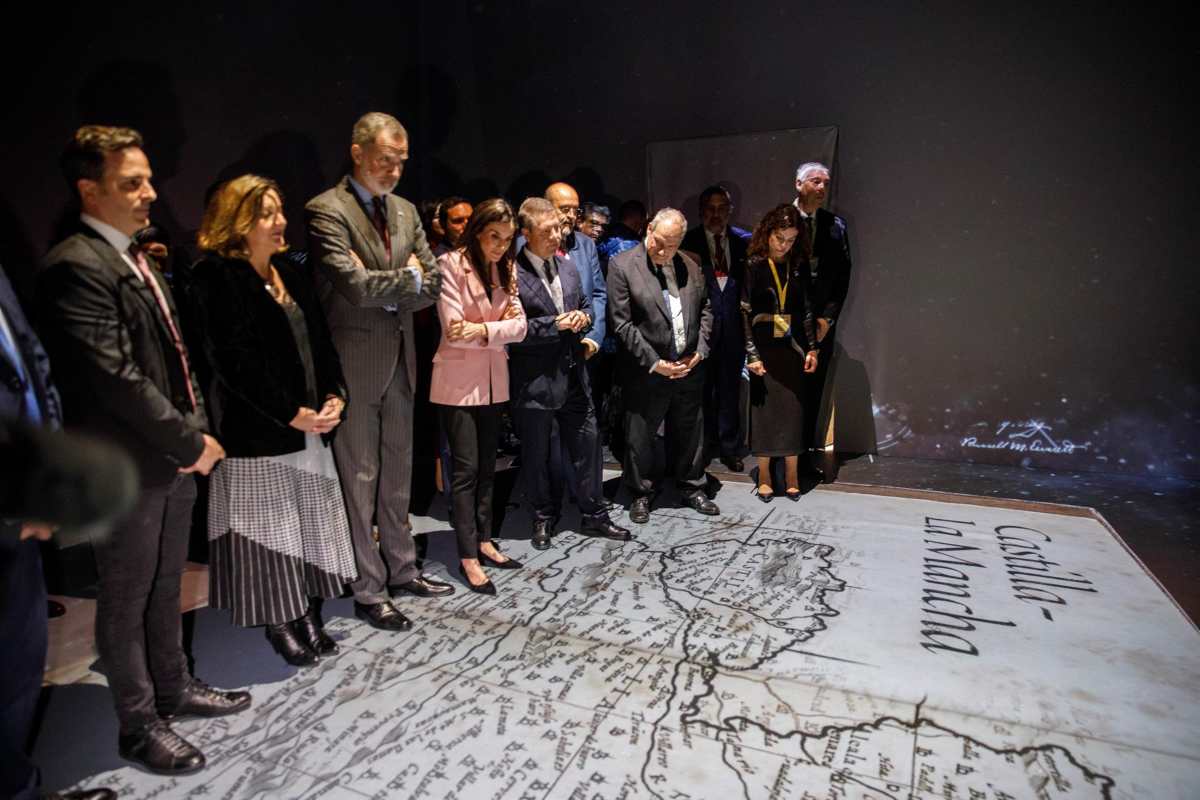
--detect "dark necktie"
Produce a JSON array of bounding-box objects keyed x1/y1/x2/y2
[
  {"x1": 801, "y1": 215, "x2": 815, "y2": 260},
  {"x1": 372, "y1": 196, "x2": 391, "y2": 254},
  {"x1": 712, "y1": 232, "x2": 728, "y2": 278},
  {"x1": 130, "y1": 245, "x2": 197, "y2": 411}
]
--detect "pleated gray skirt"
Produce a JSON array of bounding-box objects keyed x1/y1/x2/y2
[{"x1": 208, "y1": 434, "x2": 357, "y2": 627}]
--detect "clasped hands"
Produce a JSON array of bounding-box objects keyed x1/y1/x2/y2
[
  {"x1": 653, "y1": 352, "x2": 703, "y2": 380},
  {"x1": 290, "y1": 395, "x2": 345, "y2": 435}
]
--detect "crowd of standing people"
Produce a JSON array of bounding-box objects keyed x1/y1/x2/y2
[{"x1": 0, "y1": 110, "x2": 850, "y2": 793}]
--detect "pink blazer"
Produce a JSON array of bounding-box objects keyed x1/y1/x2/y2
[{"x1": 430, "y1": 250, "x2": 527, "y2": 406}]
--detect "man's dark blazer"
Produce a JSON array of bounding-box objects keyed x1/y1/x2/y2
[
  {"x1": 35, "y1": 224, "x2": 208, "y2": 486},
  {"x1": 514, "y1": 230, "x2": 606, "y2": 347},
  {"x1": 681, "y1": 225, "x2": 749, "y2": 353},
  {"x1": 508, "y1": 250, "x2": 591, "y2": 411},
  {"x1": 185, "y1": 253, "x2": 348, "y2": 458},
  {"x1": 607, "y1": 244, "x2": 713, "y2": 378},
  {"x1": 0, "y1": 266, "x2": 61, "y2": 427},
  {"x1": 802, "y1": 208, "x2": 852, "y2": 326}
]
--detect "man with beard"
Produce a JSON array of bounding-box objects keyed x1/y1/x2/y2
[
  {"x1": 306, "y1": 112, "x2": 451, "y2": 634},
  {"x1": 681, "y1": 185, "x2": 750, "y2": 473},
  {"x1": 792, "y1": 162, "x2": 851, "y2": 477}
]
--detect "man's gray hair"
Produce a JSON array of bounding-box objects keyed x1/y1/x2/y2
[
  {"x1": 518, "y1": 197, "x2": 557, "y2": 230},
  {"x1": 795, "y1": 162, "x2": 830, "y2": 183},
  {"x1": 647, "y1": 207, "x2": 687, "y2": 234},
  {"x1": 351, "y1": 112, "x2": 407, "y2": 147}
]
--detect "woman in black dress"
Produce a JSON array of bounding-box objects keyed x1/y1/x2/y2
[
  {"x1": 742, "y1": 204, "x2": 819, "y2": 501},
  {"x1": 189, "y1": 175, "x2": 356, "y2": 667}
]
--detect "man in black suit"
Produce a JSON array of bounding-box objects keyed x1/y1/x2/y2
[
  {"x1": 509, "y1": 199, "x2": 630, "y2": 549},
  {"x1": 35, "y1": 126, "x2": 250, "y2": 776},
  {"x1": 793, "y1": 162, "x2": 852, "y2": 475},
  {"x1": 608, "y1": 208, "x2": 719, "y2": 524},
  {"x1": 680, "y1": 185, "x2": 750, "y2": 472}
]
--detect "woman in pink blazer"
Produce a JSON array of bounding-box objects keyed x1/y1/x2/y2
[{"x1": 432, "y1": 198, "x2": 527, "y2": 594}]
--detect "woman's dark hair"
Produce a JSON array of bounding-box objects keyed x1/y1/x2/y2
[
  {"x1": 746, "y1": 203, "x2": 802, "y2": 261},
  {"x1": 461, "y1": 197, "x2": 517, "y2": 294}
]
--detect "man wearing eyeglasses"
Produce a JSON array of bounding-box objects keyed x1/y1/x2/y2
[{"x1": 306, "y1": 112, "x2": 451, "y2": 635}]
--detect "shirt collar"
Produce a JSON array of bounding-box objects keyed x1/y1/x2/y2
[
  {"x1": 80, "y1": 214, "x2": 133, "y2": 254},
  {"x1": 348, "y1": 176, "x2": 379, "y2": 207},
  {"x1": 704, "y1": 226, "x2": 728, "y2": 245},
  {"x1": 523, "y1": 247, "x2": 552, "y2": 271}
]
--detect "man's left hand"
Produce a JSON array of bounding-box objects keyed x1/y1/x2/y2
[
  {"x1": 19, "y1": 521, "x2": 56, "y2": 541},
  {"x1": 674, "y1": 352, "x2": 703, "y2": 378},
  {"x1": 816, "y1": 318, "x2": 831, "y2": 342},
  {"x1": 582, "y1": 338, "x2": 599, "y2": 359}
]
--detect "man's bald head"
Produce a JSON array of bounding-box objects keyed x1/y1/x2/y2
[{"x1": 544, "y1": 182, "x2": 581, "y2": 236}]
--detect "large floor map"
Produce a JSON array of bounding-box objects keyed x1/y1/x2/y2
[{"x1": 76, "y1": 486, "x2": 1199, "y2": 798}]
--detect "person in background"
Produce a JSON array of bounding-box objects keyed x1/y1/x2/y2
[
  {"x1": 792, "y1": 162, "x2": 850, "y2": 478},
  {"x1": 189, "y1": 175, "x2": 356, "y2": 667},
  {"x1": 681, "y1": 185, "x2": 750, "y2": 473},
  {"x1": 433, "y1": 196, "x2": 473, "y2": 257},
  {"x1": 578, "y1": 202, "x2": 610, "y2": 242},
  {"x1": 36, "y1": 125, "x2": 248, "y2": 776},
  {"x1": 430, "y1": 199, "x2": 527, "y2": 594},
  {"x1": 742, "y1": 204, "x2": 818, "y2": 500}
]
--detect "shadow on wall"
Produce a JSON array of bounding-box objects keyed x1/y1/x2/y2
[
  {"x1": 828, "y1": 341, "x2": 878, "y2": 456},
  {"x1": 48, "y1": 60, "x2": 187, "y2": 253}
]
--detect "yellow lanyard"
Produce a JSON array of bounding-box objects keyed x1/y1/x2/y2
[{"x1": 767, "y1": 258, "x2": 788, "y2": 310}]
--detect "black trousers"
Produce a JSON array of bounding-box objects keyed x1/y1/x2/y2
[
  {"x1": 439, "y1": 404, "x2": 501, "y2": 559},
  {"x1": 515, "y1": 377, "x2": 604, "y2": 522},
  {"x1": 93, "y1": 474, "x2": 196, "y2": 735},
  {"x1": 0, "y1": 535, "x2": 46, "y2": 800},
  {"x1": 704, "y1": 338, "x2": 747, "y2": 459},
  {"x1": 622, "y1": 366, "x2": 707, "y2": 498},
  {"x1": 804, "y1": 332, "x2": 835, "y2": 451}
]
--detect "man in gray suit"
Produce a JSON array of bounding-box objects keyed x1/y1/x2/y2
[{"x1": 306, "y1": 112, "x2": 451, "y2": 633}]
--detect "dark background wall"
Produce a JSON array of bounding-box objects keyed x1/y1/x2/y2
[{"x1": 3, "y1": 1, "x2": 1196, "y2": 477}]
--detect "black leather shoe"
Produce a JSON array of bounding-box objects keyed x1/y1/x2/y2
[
  {"x1": 682, "y1": 492, "x2": 720, "y2": 516},
  {"x1": 158, "y1": 679, "x2": 251, "y2": 720},
  {"x1": 295, "y1": 606, "x2": 339, "y2": 656},
  {"x1": 48, "y1": 599, "x2": 66, "y2": 619},
  {"x1": 354, "y1": 600, "x2": 413, "y2": 631},
  {"x1": 531, "y1": 519, "x2": 552, "y2": 550},
  {"x1": 801, "y1": 456, "x2": 826, "y2": 482},
  {"x1": 265, "y1": 621, "x2": 319, "y2": 666},
  {"x1": 392, "y1": 575, "x2": 456, "y2": 597},
  {"x1": 479, "y1": 548, "x2": 523, "y2": 568},
  {"x1": 581, "y1": 515, "x2": 633, "y2": 541},
  {"x1": 46, "y1": 789, "x2": 118, "y2": 800},
  {"x1": 719, "y1": 456, "x2": 744, "y2": 473},
  {"x1": 458, "y1": 564, "x2": 497, "y2": 595},
  {"x1": 629, "y1": 496, "x2": 651, "y2": 524},
  {"x1": 118, "y1": 721, "x2": 205, "y2": 775}
]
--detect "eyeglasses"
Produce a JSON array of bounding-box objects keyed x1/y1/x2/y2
[{"x1": 556, "y1": 205, "x2": 582, "y2": 218}]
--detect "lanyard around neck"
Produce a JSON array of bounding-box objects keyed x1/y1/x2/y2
[{"x1": 767, "y1": 258, "x2": 788, "y2": 309}]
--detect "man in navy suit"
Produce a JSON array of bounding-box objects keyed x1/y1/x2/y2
[
  {"x1": 508, "y1": 199, "x2": 630, "y2": 549},
  {"x1": 1, "y1": 264, "x2": 117, "y2": 800},
  {"x1": 681, "y1": 185, "x2": 750, "y2": 472}
]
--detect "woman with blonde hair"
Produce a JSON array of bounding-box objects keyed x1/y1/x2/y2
[
  {"x1": 188, "y1": 174, "x2": 356, "y2": 666},
  {"x1": 430, "y1": 198, "x2": 527, "y2": 594}
]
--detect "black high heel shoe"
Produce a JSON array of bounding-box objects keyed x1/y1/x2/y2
[
  {"x1": 458, "y1": 564, "x2": 497, "y2": 595},
  {"x1": 478, "y1": 548, "x2": 523, "y2": 570},
  {"x1": 265, "y1": 621, "x2": 319, "y2": 667},
  {"x1": 785, "y1": 487, "x2": 801, "y2": 501},
  {"x1": 752, "y1": 485, "x2": 775, "y2": 503}
]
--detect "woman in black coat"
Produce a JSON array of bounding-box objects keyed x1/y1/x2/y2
[
  {"x1": 742, "y1": 204, "x2": 819, "y2": 500},
  {"x1": 188, "y1": 174, "x2": 355, "y2": 667}
]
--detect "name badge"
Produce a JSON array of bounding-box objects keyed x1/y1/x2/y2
[{"x1": 772, "y1": 314, "x2": 791, "y2": 338}]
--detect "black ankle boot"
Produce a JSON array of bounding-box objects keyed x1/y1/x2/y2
[
  {"x1": 294, "y1": 602, "x2": 339, "y2": 656},
  {"x1": 265, "y1": 621, "x2": 318, "y2": 666}
]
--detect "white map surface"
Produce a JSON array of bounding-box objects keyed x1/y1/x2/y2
[{"x1": 75, "y1": 486, "x2": 1200, "y2": 798}]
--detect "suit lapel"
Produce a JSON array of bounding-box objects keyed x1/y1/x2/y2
[
  {"x1": 386, "y1": 193, "x2": 403, "y2": 265},
  {"x1": 338, "y1": 179, "x2": 389, "y2": 267},
  {"x1": 517, "y1": 251, "x2": 555, "y2": 314},
  {"x1": 641, "y1": 251, "x2": 671, "y2": 324},
  {"x1": 80, "y1": 232, "x2": 176, "y2": 343}
]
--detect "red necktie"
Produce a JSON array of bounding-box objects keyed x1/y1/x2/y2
[
  {"x1": 130, "y1": 247, "x2": 197, "y2": 411},
  {"x1": 713, "y1": 232, "x2": 728, "y2": 278},
  {"x1": 372, "y1": 196, "x2": 392, "y2": 254}
]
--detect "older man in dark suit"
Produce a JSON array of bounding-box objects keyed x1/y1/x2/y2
[
  {"x1": 36, "y1": 126, "x2": 249, "y2": 776},
  {"x1": 306, "y1": 112, "x2": 450, "y2": 633},
  {"x1": 793, "y1": 162, "x2": 852, "y2": 476},
  {"x1": 608, "y1": 208, "x2": 718, "y2": 524},
  {"x1": 509, "y1": 199, "x2": 630, "y2": 549}
]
